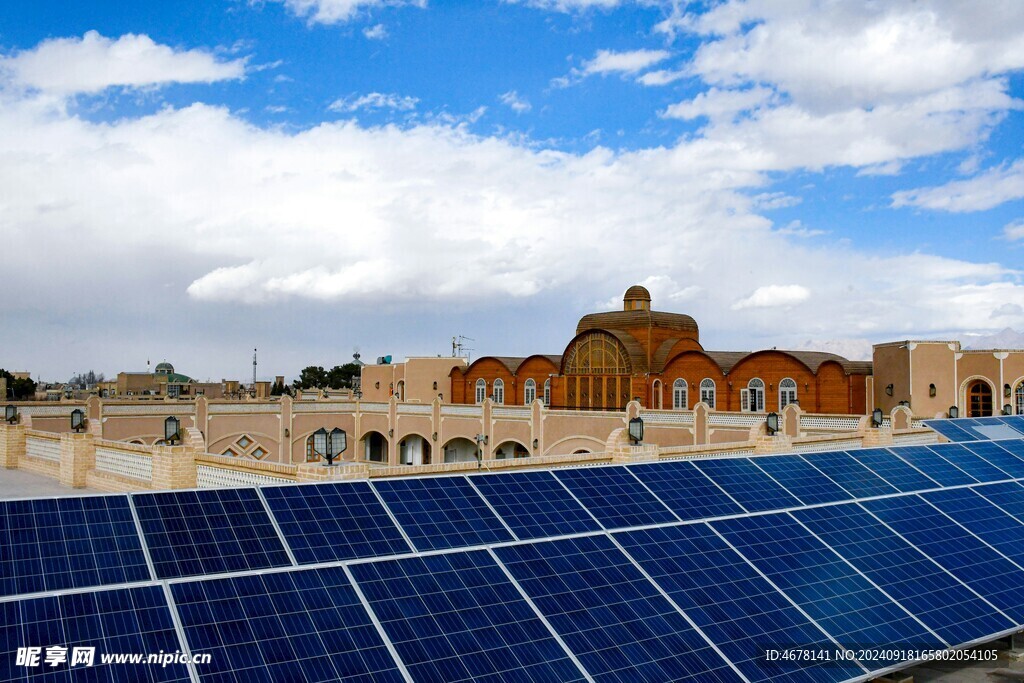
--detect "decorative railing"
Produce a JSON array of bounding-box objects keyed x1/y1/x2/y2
[
  {"x1": 25, "y1": 432, "x2": 61, "y2": 461},
  {"x1": 103, "y1": 403, "x2": 195, "y2": 416},
  {"x1": 94, "y1": 443, "x2": 153, "y2": 481},
  {"x1": 440, "y1": 405, "x2": 481, "y2": 417},
  {"x1": 398, "y1": 404, "x2": 432, "y2": 415},
  {"x1": 492, "y1": 407, "x2": 531, "y2": 419},
  {"x1": 799, "y1": 415, "x2": 862, "y2": 431},
  {"x1": 208, "y1": 403, "x2": 281, "y2": 414},
  {"x1": 639, "y1": 410, "x2": 694, "y2": 425},
  {"x1": 707, "y1": 412, "x2": 763, "y2": 427}
]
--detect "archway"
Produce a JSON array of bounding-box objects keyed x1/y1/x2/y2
[
  {"x1": 967, "y1": 380, "x2": 993, "y2": 417},
  {"x1": 398, "y1": 435, "x2": 431, "y2": 465},
  {"x1": 494, "y1": 440, "x2": 529, "y2": 460},
  {"x1": 360, "y1": 431, "x2": 389, "y2": 463},
  {"x1": 442, "y1": 437, "x2": 478, "y2": 463}
]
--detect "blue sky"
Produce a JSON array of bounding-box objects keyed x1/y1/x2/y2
[{"x1": 2, "y1": 0, "x2": 1023, "y2": 382}]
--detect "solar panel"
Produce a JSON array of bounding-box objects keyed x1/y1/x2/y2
[
  {"x1": 493, "y1": 534, "x2": 742, "y2": 683},
  {"x1": 692, "y1": 458, "x2": 802, "y2": 512},
  {"x1": 171, "y1": 566, "x2": 405, "y2": 683},
  {"x1": 800, "y1": 451, "x2": 898, "y2": 498},
  {"x1": 552, "y1": 466, "x2": 678, "y2": 529},
  {"x1": 627, "y1": 460, "x2": 745, "y2": 520},
  {"x1": 925, "y1": 444, "x2": 1010, "y2": 483},
  {"x1": 971, "y1": 480, "x2": 1024, "y2": 519},
  {"x1": 711, "y1": 512, "x2": 943, "y2": 665},
  {"x1": 993, "y1": 439, "x2": 1024, "y2": 461},
  {"x1": 616, "y1": 524, "x2": 862, "y2": 683},
  {"x1": 793, "y1": 503, "x2": 1013, "y2": 647},
  {"x1": 862, "y1": 495, "x2": 1024, "y2": 623},
  {"x1": 923, "y1": 419, "x2": 978, "y2": 442},
  {"x1": 960, "y1": 441, "x2": 1024, "y2": 478},
  {"x1": 132, "y1": 488, "x2": 292, "y2": 579},
  {"x1": 749, "y1": 454, "x2": 852, "y2": 505},
  {"x1": 260, "y1": 482, "x2": 411, "y2": 564},
  {"x1": 921, "y1": 487, "x2": 1024, "y2": 568},
  {"x1": 349, "y1": 549, "x2": 587, "y2": 682},
  {"x1": 891, "y1": 445, "x2": 978, "y2": 486},
  {"x1": 371, "y1": 476, "x2": 514, "y2": 551},
  {"x1": 0, "y1": 495, "x2": 150, "y2": 597},
  {"x1": 468, "y1": 470, "x2": 602, "y2": 539},
  {"x1": 0, "y1": 585, "x2": 190, "y2": 681},
  {"x1": 846, "y1": 448, "x2": 939, "y2": 492}
]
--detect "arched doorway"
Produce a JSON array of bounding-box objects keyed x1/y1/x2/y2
[
  {"x1": 442, "y1": 438, "x2": 478, "y2": 463},
  {"x1": 361, "y1": 431, "x2": 389, "y2": 463},
  {"x1": 967, "y1": 380, "x2": 993, "y2": 417},
  {"x1": 562, "y1": 331, "x2": 632, "y2": 410},
  {"x1": 398, "y1": 435, "x2": 431, "y2": 465},
  {"x1": 494, "y1": 440, "x2": 529, "y2": 459}
]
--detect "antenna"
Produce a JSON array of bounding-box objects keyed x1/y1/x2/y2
[
  {"x1": 252, "y1": 348, "x2": 257, "y2": 389},
  {"x1": 452, "y1": 335, "x2": 475, "y2": 361}
]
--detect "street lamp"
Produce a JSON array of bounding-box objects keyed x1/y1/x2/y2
[
  {"x1": 628, "y1": 416, "x2": 644, "y2": 444},
  {"x1": 1004, "y1": 404, "x2": 1013, "y2": 416},
  {"x1": 326, "y1": 427, "x2": 347, "y2": 466},
  {"x1": 70, "y1": 408, "x2": 85, "y2": 433},
  {"x1": 5, "y1": 405, "x2": 16, "y2": 425},
  {"x1": 765, "y1": 412, "x2": 779, "y2": 436},
  {"x1": 164, "y1": 416, "x2": 180, "y2": 445},
  {"x1": 948, "y1": 406, "x2": 959, "y2": 419},
  {"x1": 871, "y1": 408, "x2": 883, "y2": 428}
]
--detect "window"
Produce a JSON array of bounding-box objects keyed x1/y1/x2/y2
[
  {"x1": 967, "y1": 380, "x2": 992, "y2": 417},
  {"x1": 493, "y1": 379, "x2": 505, "y2": 405},
  {"x1": 672, "y1": 379, "x2": 688, "y2": 410},
  {"x1": 543, "y1": 379, "x2": 551, "y2": 407},
  {"x1": 167, "y1": 384, "x2": 180, "y2": 398},
  {"x1": 395, "y1": 381, "x2": 404, "y2": 401},
  {"x1": 779, "y1": 378, "x2": 798, "y2": 409},
  {"x1": 524, "y1": 379, "x2": 536, "y2": 405},
  {"x1": 652, "y1": 380, "x2": 662, "y2": 409},
  {"x1": 475, "y1": 378, "x2": 486, "y2": 404},
  {"x1": 742, "y1": 378, "x2": 765, "y2": 412},
  {"x1": 700, "y1": 379, "x2": 716, "y2": 409},
  {"x1": 1016, "y1": 382, "x2": 1024, "y2": 415},
  {"x1": 305, "y1": 435, "x2": 320, "y2": 462}
]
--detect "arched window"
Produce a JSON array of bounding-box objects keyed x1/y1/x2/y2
[
  {"x1": 395, "y1": 380, "x2": 405, "y2": 401},
  {"x1": 305, "y1": 434, "x2": 320, "y2": 462},
  {"x1": 779, "y1": 378, "x2": 797, "y2": 409},
  {"x1": 543, "y1": 379, "x2": 551, "y2": 407},
  {"x1": 524, "y1": 379, "x2": 536, "y2": 405},
  {"x1": 742, "y1": 378, "x2": 765, "y2": 412},
  {"x1": 493, "y1": 378, "x2": 505, "y2": 404},
  {"x1": 700, "y1": 379, "x2": 716, "y2": 409},
  {"x1": 475, "y1": 378, "x2": 486, "y2": 404},
  {"x1": 652, "y1": 380, "x2": 662, "y2": 409},
  {"x1": 672, "y1": 379, "x2": 688, "y2": 410},
  {"x1": 967, "y1": 380, "x2": 992, "y2": 417},
  {"x1": 1016, "y1": 382, "x2": 1024, "y2": 415}
]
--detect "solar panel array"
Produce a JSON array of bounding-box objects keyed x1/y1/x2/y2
[
  {"x1": 5, "y1": 430, "x2": 1024, "y2": 682},
  {"x1": 924, "y1": 415, "x2": 1024, "y2": 442}
]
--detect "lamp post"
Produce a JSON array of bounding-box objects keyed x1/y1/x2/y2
[
  {"x1": 765, "y1": 412, "x2": 779, "y2": 436},
  {"x1": 871, "y1": 408, "x2": 883, "y2": 428},
  {"x1": 948, "y1": 406, "x2": 959, "y2": 419},
  {"x1": 70, "y1": 408, "x2": 84, "y2": 433},
  {"x1": 1004, "y1": 404, "x2": 1013, "y2": 416},
  {"x1": 164, "y1": 416, "x2": 180, "y2": 445},
  {"x1": 326, "y1": 427, "x2": 347, "y2": 466},
  {"x1": 628, "y1": 416, "x2": 644, "y2": 444},
  {"x1": 4, "y1": 405, "x2": 16, "y2": 425}
]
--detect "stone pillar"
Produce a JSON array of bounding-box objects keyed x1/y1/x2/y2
[
  {"x1": 279, "y1": 395, "x2": 292, "y2": 463},
  {"x1": 530, "y1": 399, "x2": 543, "y2": 456},
  {"x1": 59, "y1": 432, "x2": 95, "y2": 488},
  {"x1": 0, "y1": 424, "x2": 26, "y2": 469},
  {"x1": 751, "y1": 422, "x2": 793, "y2": 454},
  {"x1": 296, "y1": 462, "x2": 370, "y2": 482},
  {"x1": 150, "y1": 445, "x2": 197, "y2": 490},
  {"x1": 693, "y1": 402, "x2": 709, "y2": 446},
  {"x1": 387, "y1": 397, "x2": 399, "y2": 465},
  {"x1": 482, "y1": 398, "x2": 493, "y2": 460},
  {"x1": 782, "y1": 403, "x2": 802, "y2": 438},
  {"x1": 606, "y1": 426, "x2": 659, "y2": 463},
  {"x1": 891, "y1": 405, "x2": 912, "y2": 431}
]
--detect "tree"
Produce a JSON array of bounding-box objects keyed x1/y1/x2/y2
[
  {"x1": 326, "y1": 363, "x2": 361, "y2": 389},
  {"x1": 68, "y1": 370, "x2": 105, "y2": 387},
  {"x1": 270, "y1": 378, "x2": 291, "y2": 396},
  {"x1": 0, "y1": 369, "x2": 38, "y2": 400},
  {"x1": 292, "y1": 366, "x2": 328, "y2": 390}
]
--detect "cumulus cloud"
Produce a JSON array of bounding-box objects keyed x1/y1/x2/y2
[
  {"x1": 662, "y1": 86, "x2": 776, "y2": 122},
  {"x1": 732, "y1": 285, "x2": 811, "y2": 310},
  {"x1": 0, "y1": 31, "x2": 246, "y2": 94},
  {"x1": 362, "y1": 23, "x2": 388, "y2": 39},
  {"x1": 892, "y1": 159, "x2": 1024, "y2": 212},
  {"x1": 328, "y1": 92, "x2": 419, "y2": 112},
  {"x1": 1005, "y1": 220, "x2": 1024, "y2": 241},
  {"x1": 270, "y1": 0, "x2": 425, "y2": 25},
  {"x1": 503, "y1": 0, "x2": 623, "y2": 11},
  {"x1": 583, "y1": 48, "x2": 670, "y2": 75},
  {"x1": 499, "y1": 90, "x2": 531, "y2": 113}
]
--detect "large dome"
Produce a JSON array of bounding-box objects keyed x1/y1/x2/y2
[
  {"x1": 623, "y1": 285, "x2": 651, "y2": 304},
  {"x1": 154, "y1": 362, "x2": 174, "y2": 375}
]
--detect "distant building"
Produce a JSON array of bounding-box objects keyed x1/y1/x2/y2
[{"x1": 113, "y1": 361, "x2": 226, "y2": 398}]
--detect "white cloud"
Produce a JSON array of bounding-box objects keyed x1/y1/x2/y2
[
  {"x1": 328, "y1": 92, "x2": 419, "y2": 112},
  {"x1": 637, "y1": 69, "x2": 687, "y2": 87},
  {"x1": 662, "y1": 86, "x2": 775, "y2": 122},
  {"x1": 1005, "y1": 219, "x2": 1024, "y2": 241},
  {"x1": 362, "y1": 23, "x2": 388, "y2": 39},
  {"x1": 0, "y1": 31, "x2": 245, "y2": 95},
  {"x1": 499, "y1": 90, "x2": 531, "y2": 114},
  {"x1": 732, "y1": 284, "x2": 811, "y2": 310},
  {"x1": 583, "y1": 48, "x2": 670, "y2": 76},
  {"x1": 503, "y1": 0, "x2": 623, "y2": 11},
  {"x1": 892, "y1": 159, "x2": 1024, "y2": 212},
  {"x1": 272, "y1": 0, "x2": 425, "y2": 25},
  {"x1": 751, "y1": 192, "x2": 801, "y2": 210}
]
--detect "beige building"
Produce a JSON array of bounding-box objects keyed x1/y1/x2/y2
[
  {"x1": 360, "y1": 357, "x2": 468, "y2": 403},
  {"x1": 113, "y1": 362, "x2": 227, "y2": 399}
]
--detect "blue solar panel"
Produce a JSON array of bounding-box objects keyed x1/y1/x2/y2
[
  {"x1": 132, "y1": 488, "x2": 292, "y2": 579},
  {"x1": 794, "y1": 503, "x2": 1012, "y2": 647},
  {"x1": 692, "y1": 458, "x2": 802, "y2": 512},
  {"x1": 800, "y1": 451, "x2": 898, "y2": 499},
  {"x1": 926, "y1": 444, "x2": 1010, "y2": 483},
  {"x1": 992, "y1": 439, "x2": 1024, "y2": 462},
  {"x1": 627, "y1": 461, "x2": 745, "y2": 520},
  {"x1": 711, "y1": 513, "x2": 942, "y2": 665},
  {"x1": 924, "y1": 419, "x2": 979, "y2": 442},
  {"x1": 371, "y1": 476, "x2": 514, "y2": 551},
  {"x1": 862, "y1": 495, "x2": 1024, "y2": 623},
  {"x1": 891, "y1": 446, "x2": 977, "y2": 486},
  {"x1": 972, "y1": 480, "x2": 1024, "y2": 519},
  {"x1": 750, "y1": 455, "x2": 852, "y2": 505},
  {"x1": 171, "y1": 566, "x2": 404, "y2": 683},
  {"x1": 349, "y1": 549, "x2": 586, "y2": 683},
  {"x1": 846, "y1": 448, "x2": 939, "y2": 493},
  {"x1": 960, "y1": 441, "x2": 1024, "y2": 478},
  {"x1": 0, "y1": 585, "x2": 190, "y2": 682},
  {"x1": 260, "y1": 482, "x2": 411, "y2": 564},
  {"x1": 494, "y1": 535, "x2": 741, "y2": 683},
  {"x1": 552, "y1": 466, "x2": 678, "y2": 529},
  {"x1": 0, "y1": 495, "x2": 150, "y2": 598},
  {"x1": 468, "y1": 470, "x2": 602, "y2": 539},
  {"x1": 616, "y1": 524, "x2": 861, "y2": 683},
  {"x1": 921, "y1": 488, "x2": 1024, "y2": 568}
]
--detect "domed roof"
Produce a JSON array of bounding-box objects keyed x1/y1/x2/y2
[
  {"x1": 623, "y1": 285, "x2": 651, "y2": 301},
  {"x1": 154, "y1": 362, "x2": 174, "y2": 374}
]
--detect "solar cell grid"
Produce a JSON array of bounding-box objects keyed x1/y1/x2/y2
[
  {"x1": 972, "y1": 481, "x2": 1024, "y2": 519},
  {"x1": 468, "y1": 470, "x2": 602, "y2": 539},
  {"x1": 749, "y1": 455, "x2": 852, "y2": 506},
  {"x1": 371, "y1": 476, "x2": 514, "y2": 551},
  {"x1": 349, "y1": 548, "x2": 586, "y2": 683},
  {"x1": 921, "y1": 488, "x2": 1024, "y2": 568},
  {"x1": 552, "y1": 466, "x2": 678, "y2": 529},
  {"x1": 171, "y1": 566, "x2": 405, "y2": 683},
  {"x1": 993, "y1": 439, "x2": 1024, "y2": 461},
  {"x1": 800, "y1": 451, "x2": 898, "y2": 499},
  {"x1": 0, "y1": 495, "x2": 150, "y2": 598},
  {"x1": 923, "y1": 420, "x2": 978, "y2": 443},
  {"x1": 260, "y1": 482, "x2": 411, "y2": 564},
  {"x1": 711, "y1": 512, "x2": 943, "y2": 666},
  {"x1": 862, "y1": 495, "x2": 1024, "y2": 623},
  {"x1": 925, "y1": 444, "x2": 1010, "y2": 483},
  {"x1": 692, "y1": 458, "x2": 802, "y2": 513},
  {"x1": 793, "y1": 503, "x2": 1013, "y2": 647},
  {"x1": 132, "y1": 488, "x2": 292, "y2": 580},
  {"x1": 960, "y1": 441, "x2": 1024, "y2": 478},
  {"x1": 493, "y1": 534, "x2": 742, "y2": 683},
  {"x1": 891, "y1": 446, "x2": 977, "y2": 486},
  {"x1": 615, "y1": 524, "x2": 861, "y2": 683},
  {"x1": 846, "y1": 448, "x2": 938, "y2": 493},
  {"x1": 627, "y1": 461, "x2": 745, "y2": 520}
]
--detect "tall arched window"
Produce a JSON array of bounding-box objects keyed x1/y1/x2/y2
[
  {"x1": 493, "y1": 378, "x2": 505, "y2": 404},
  {"x1": 543, "y1": 379, "x2": 551, "y2": 407},
  {"x1": 967, "y1": 380, "x2": 992, "y2": 417},
  {"x1": 305, "y1": 435, "x2": 320, "y2": 462},
  {"x1": 524, "y1": 379, "x2": 536, "y2": 405},
  {"x1": 1016, "y1": 382, "x2": 1024, "y2": 415},
  {"x1": 652, "y1": 380, "x2": 662, "y2": 409},
  {"x1": 475, "y1": 378, "x2": 486, "y2": 404},
  {"x1": 700, "y1": 379, "x2": 716, "y2": 409},
  {"x1": 742, "y1": 378, "x2": 765, "y2": 412},
  {"x1": 395, "y1": 380, "x2": 405, "y2": 401},
  {"x1": 779, "y1": 378, "x2": 797, "y2": 409},
  {"x1": 672, "y1": 379, "x2": 688, "y2": 410}
]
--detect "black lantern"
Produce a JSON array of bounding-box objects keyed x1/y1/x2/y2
[
  {"x1": 70, "y1": 408, "x2": 85, "y2": 433},
  {"x1": 1004, "y1": 404, "x2": 1013, "y2": 416},
  {"x1": 766, "y1": 412, "x2": 779, "y2": 436},
  {"x1": 5, "y1": 405, "x2": 16, "y2": 424},
  {"x1": 313, "y1": 428, "x2": 328, "y2": 461},
  {"x1": 628, "y1": 416, "x2": 644, "y2": 444},
  {"x1": 871, "y1": 408, "x2": 883, "y2": 428},
  {"x1": 532, "y1": 438, "x2": 539, "y2": 450},
  {"x1": 948, "y1": 406, "x2": 959, "y2": 419},
  {"x1": 885, "y1": 384, "x2": 894, "y2": 396},
  {"x1": 326, "y1": 427, "x2": 347, "y2": 466},
  {"x1": 164, "y1": 416, "x2": 180, "y2": 444}
]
